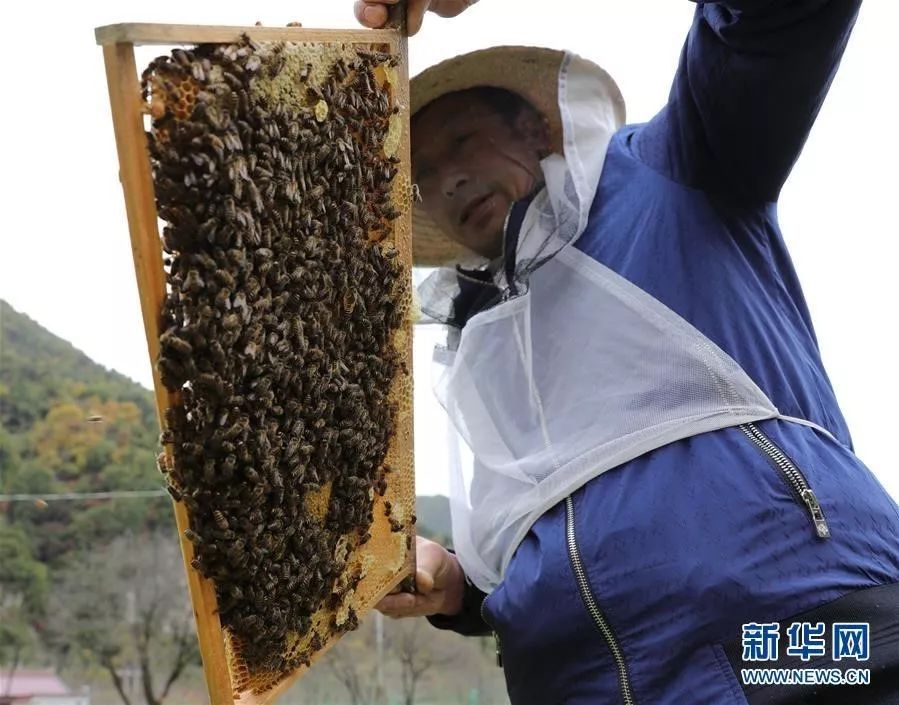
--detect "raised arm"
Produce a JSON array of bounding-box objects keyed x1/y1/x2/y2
[{"x1": 633, "y1": 0, "x2": 862, "y2": 203}]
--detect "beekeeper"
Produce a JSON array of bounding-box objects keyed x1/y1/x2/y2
[{"x1": 356, "y1": 1, "x2": 899, "y2": 702}]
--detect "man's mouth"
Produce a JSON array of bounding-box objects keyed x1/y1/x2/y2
[{"x1": 460, "y1": 192, "x2": 496, "y2": 227}]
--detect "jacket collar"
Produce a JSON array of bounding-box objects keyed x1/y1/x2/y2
[{"x1": 448, "y1": 194, "x2": 534, "y2": 327}]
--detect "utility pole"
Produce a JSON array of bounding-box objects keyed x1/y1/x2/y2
[{"x1": 373, "y1": 611, "x2": 388, "y2": 704}]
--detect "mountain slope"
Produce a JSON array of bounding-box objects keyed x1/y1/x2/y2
[{"x1": 0, "y1": 300, "x2": 155, "y2": 432}]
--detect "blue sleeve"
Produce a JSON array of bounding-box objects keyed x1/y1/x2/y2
[{"x1": 631, "y1": 0, "x2": 862, "y2": 204}]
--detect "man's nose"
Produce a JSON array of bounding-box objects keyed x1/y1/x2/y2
[{"x1": 441, "y1": 171, "x2": 469, "y2": 199}]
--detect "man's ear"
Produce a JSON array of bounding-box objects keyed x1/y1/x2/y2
[{"x1": 514, "y1": 109, "x2": 551, "y2": 158}]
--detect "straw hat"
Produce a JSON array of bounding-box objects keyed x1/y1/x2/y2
[{"x1": 410, "y1": 46, "x2": 625, "y2": 267}]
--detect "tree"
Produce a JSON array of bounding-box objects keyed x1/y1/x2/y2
[
  {"x1": 48, "y1": 531, "x2": 199, "y2": 705},
  {"x1": 391, "y1": 618, "x2": 454, "y2": 705},
  {"x1": 6, "y1": 397, "x2": 168, "y2": 564},
  {"x1": 0, "y1": 523, "x2": 47, "y2": 694},
  {"x1": 324, "y1": 617, "x2": 379, "y2": 705}
]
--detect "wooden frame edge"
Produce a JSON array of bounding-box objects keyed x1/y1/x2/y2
[
  {"x1": 99, "y1": 25, "x2": 415, "y2": 705},
  {"x1": 95, "y1": 23, "x2": 397, "y2": 47},
  {"x1": 101, "y1": 40, "x2": 235, "y2": 705}
]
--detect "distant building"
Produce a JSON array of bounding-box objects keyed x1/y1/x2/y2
[{"x1": 0, "y1": 670, "x2": 89, "y2": 705}]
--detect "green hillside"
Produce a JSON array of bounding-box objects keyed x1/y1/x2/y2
[
  {"x1": 0, "y1": 300, "x2": 168, "y2": 563},
  {"x1": 0, "y1": 300, "x2": 156, "y2": 432}
]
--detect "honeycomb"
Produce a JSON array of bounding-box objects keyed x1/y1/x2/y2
[{"x1": 142, "y1": 34, "x2": 414, "y2": 700}]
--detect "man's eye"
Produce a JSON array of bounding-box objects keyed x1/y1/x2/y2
[{"x1": 454, "y1": 132, "x2": 475, "y2": 146}]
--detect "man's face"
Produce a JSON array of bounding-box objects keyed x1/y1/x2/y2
[{"x1": 411, "y1": 92, "x2": 548, "y2": 260}]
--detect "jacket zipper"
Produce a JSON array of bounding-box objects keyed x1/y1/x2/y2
[
  {"x1": 739, "y1": 422, "x2": 830, "y2": 539},
  {"x1": 480, "y1": 591, "x2": 503, "y2": 667},
  {"x1": 566, "y1": 496, "x2": 636, "y2": 705}
]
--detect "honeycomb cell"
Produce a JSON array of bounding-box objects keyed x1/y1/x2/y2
[{"x1": 143, "y1": 36, "x2": 413, "y2": 697}]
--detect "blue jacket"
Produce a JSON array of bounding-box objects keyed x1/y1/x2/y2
[{"x1": 431, "y1": 1, "x2": 899, "y2": 703}]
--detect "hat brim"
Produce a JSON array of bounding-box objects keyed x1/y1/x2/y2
[{"x1": 410, "y1": 46, "x2": 625, "y2": 267}]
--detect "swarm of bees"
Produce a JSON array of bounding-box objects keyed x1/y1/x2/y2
[{"x1": 142, "y1": 36, "x2": 407, "y2": 683}]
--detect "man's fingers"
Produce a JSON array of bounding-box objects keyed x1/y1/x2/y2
[
  {"x1": 354, "y1": 0, "x2": 408, "y2": 29},
  {"x1": 377, "y1": 592, "x2": 416, "y2": 612},
  {"x1": 405, "y1": 0, "x2": 432, "y2": 35},
  {"x1": 430, "y1": 0, "x2": 476, "y2": 19},
  {"x1": 353, "y1": 0, "x2": 432, "y2": 35},
  {"x1": 354, "y1": 0, "x2": 475, "y2": 33},
  {"x1": 375, "y1": 540, "x2": 462, "y2": 618},
  {"x1": 415, "y1": 536, "x2": 455, "y2": 591},
  {"x1": 354, "y1": 1, "x2": 388, "y2": 28},
  {"x1": 376, "y1": 590, "x2": 445, "y2": 618},
  {"x1": 415, "y1": 566, "x2": 435, "y2": 594}
]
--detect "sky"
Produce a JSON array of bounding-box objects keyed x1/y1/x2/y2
[{"x1": 0, "y1": 1, "x2": 896, "y2": 499}]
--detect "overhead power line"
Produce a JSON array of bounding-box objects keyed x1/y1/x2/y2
[{"x1": 0, "y1": 489, "x2": 168, "y2": 503}]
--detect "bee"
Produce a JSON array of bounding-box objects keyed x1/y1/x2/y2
[
  {"x1": 224, "y1": 416, "x2": 247, "y2": 440},
  {"x1": 245, "y1": 54, "x2": 262, "y2": 73},
  {"x1": 267, "y1": 52, "x2": 287, "y2": 79},
  {"x1": 221, "y1": 313, "x2": 241, "y2": 332},
  {"x1": 247, "y1": 180, "x2": 264, "y2": 213},
  {"x1": 241, "y1": 614, "x2": 262, "y2": 631},
  {"x1": 195, "y1": 372, "x2": 226, "y2": 398},
  {"x1": 181, "y1": 494, "x2": 200, "y2": 514},
  {"x1": 219, "y1": 454, "x2": 237, "y2": 480},
  {"x1": 181, "y1": 269, "x2": 205, "y2": 293}
]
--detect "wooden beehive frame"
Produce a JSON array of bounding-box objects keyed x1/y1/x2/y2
[{"x1": 95, "y1": 21, "x2": 415, "y2": 705}]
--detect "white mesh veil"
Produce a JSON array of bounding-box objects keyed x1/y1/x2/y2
[
  {"x1": 433, "y1": 246, "x2": 787, "y2": 592},
  {"x1": 424, "y1": 52, "x2": 822, "y2": 592}
]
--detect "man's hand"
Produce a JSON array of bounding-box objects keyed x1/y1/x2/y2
[
  {"x1": 353, "y1": 0, "x2": 477, "y2": 36},
  {"x1": 376, "y1": 536, "x2": 465, "y2": 618}
]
